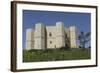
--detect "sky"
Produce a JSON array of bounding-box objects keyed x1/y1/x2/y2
[{"x1": 23, "y1": 10, "x2": 91, "y2": 49}]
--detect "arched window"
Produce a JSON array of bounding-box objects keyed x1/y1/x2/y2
[
  {"x1": 50, "y1": 41, "x2": 52, "y2": 44},
  {"x1": 49, "y1": 32, "x2": 52, "y2": 37}
]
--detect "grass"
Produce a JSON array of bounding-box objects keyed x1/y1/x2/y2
[{"x1": 23, "y1": 48, "x2": 91, "y2": 62}]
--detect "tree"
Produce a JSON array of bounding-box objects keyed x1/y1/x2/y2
[{"x1": 78, "y1": 31, "x2": 90, "y2": 49}]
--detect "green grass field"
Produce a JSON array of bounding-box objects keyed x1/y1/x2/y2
[{"x1": 23, "y1": 48, "x2": 91, "y2": 62}]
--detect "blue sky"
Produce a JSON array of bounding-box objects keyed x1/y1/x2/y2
[{"x1": 23, "y1": 10, "x2": 91, "y2": 49}]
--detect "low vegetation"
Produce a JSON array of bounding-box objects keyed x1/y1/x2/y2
[{"x1": 23, "y1": 48, "x2": 91, "y2": 62}]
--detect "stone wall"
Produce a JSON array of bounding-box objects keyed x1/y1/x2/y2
[
  {"x1": 46, "y1": 26, "x2": 56, "y2": 49},
  {"x1": 34, "y1": 23, "x2": 46, "y2": 49},
  {"x1": 56, "y1": 22, "x2": 65, "y2": 48},
  {"x1": 26, "y1": 28, "x2": 34, "y2": 50},
  {"x1": 69, "y1": 26, "x2": 77, "y2": 48},
  {"x1": 25, "y1": 22, "x2": 77, "y2": 50}
]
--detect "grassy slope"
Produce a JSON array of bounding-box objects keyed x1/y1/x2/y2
[{"x1": 23, "y1": 48, "x2": 91, "y2": 62}]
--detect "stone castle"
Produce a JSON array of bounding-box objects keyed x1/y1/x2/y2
[{"x1": 26, "y1": 22, "x2": 77, "y2": 50}]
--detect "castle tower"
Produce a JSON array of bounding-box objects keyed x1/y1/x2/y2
[
  {"x1": 34, "y1": 23, "x2": 46, "y2": 49},
  {"x1": 56, "y1": 22, "x2": 65, "y2": 48},
  {"x1": 26, "y1": 28, "x2": 34, "y2": 50},
  {"x1": 69, "y1": 26, "x2": 77, "y2": 48}
]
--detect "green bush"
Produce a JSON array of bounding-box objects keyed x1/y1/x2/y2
[{"x1": 23, "y1": 48, "x2": 91, "y2": 62}]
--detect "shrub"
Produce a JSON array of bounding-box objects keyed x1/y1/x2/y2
[{"x1": 59, "y1": 46, "x2": 70, "y2": 51}]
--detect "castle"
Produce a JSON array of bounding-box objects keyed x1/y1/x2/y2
[{"x1": 26, "y1": 22, "x2": 77, "y2": 50}]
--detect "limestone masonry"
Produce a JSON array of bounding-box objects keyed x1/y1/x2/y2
[{"x1": 26, "y1": 22, "x2": 77, "y2": 50}]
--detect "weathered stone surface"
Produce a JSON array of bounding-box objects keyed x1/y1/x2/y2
[{"x1": 26, "y1": 22, "x2": 77, "y2": 50}]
